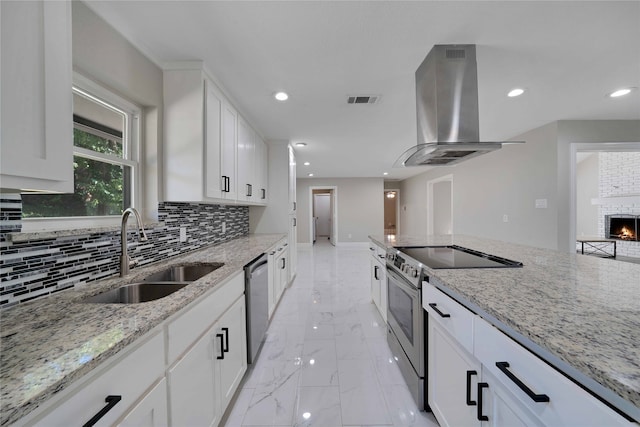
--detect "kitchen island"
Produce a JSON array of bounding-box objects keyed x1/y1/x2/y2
[
  {"x1": 0, "y1": 233, "x2": 284, "y2": 426},
  {"x1": 371, "y1": 234, "x2": 640, "y2": 423}
]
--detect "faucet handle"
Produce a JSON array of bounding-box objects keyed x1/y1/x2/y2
[{"x1": 129, "y1": 256, "x2": 139, "y2": 268}]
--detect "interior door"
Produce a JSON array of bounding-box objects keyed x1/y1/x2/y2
[
  {"x1": 330, "y1": 190, "x2": 337, "y2": 246},
  {"x1": 314, "y1": 194, "x2": 331, "y2": 238}
]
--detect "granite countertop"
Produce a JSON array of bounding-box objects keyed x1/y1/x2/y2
[
  {"x1": 0, "y1": 233, "x2": 285, "y2": 426},
  {"x1": 370, "y1": 234, "x2": 640, "y2": 422}
]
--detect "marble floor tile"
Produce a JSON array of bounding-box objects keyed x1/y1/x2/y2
[{"x1": 221, "y1": 241, "x2": 437, "y2": 427}]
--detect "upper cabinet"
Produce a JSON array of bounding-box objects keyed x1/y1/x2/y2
[
  {"x1": 163, "y1": 64, "x2": 266, "y2": 206},
  {"x1": 0, "y1": 1, "x2": 74, "y2": 193}
]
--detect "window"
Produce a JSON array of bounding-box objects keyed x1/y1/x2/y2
[{"x1": 22, "y1": 74, "x2": 141, "y2": 228}]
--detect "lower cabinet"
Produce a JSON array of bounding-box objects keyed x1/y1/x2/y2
[
  {"x1": 369, "y1": 240, "x2": 387, "y2": 321},
  {"x1": 428, "y1": 314, "x2": 481, "y2": 427},
  {"x1": 269, "y1": 238, "x2": 289, "y2": 318},
  {"x1": 29, "y1": 331, "x2": 165, "y2": 427},
  {"x1": 425, "y1": 285, "x2": 631, "y2": 427},
  {"x1": 168, "y1": 296, "x2": 247, "y2": 427}
]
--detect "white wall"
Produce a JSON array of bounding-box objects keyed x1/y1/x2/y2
[
  {"x1": 399, "y1": 120, "x2": 640, "y2": 251},
  {"x1": 72, "y1": 2, "x2": 163, "y2": 220},
  {"x1": 401, "y1": 122, "x2": 558, "y2": 248},
  {"x1": 296, "y1": 178, "x2": 384, "y2": 244},
  {"x1": 576, "y1": 153, "x2": 599, "y2": 237}
]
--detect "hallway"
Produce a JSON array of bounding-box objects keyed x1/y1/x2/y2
[{"x1": 223, "y1": 240, "x2": 438, "y2": 427}]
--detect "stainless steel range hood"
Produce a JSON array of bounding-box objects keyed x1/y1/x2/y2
[{"x1": 395, "y1": 44, "x2": 520, "y2": 167}]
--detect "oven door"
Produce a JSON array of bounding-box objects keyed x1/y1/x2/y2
[{"x1": 386, "y1": 267, "x2": 424, "y2": 376}]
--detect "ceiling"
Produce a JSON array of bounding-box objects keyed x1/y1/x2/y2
[{"x1": 85, "y1": 1, "x2": 640, "y2": 181}]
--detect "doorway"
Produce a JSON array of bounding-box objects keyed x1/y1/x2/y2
[
  {"x1": 310, "y1": 187, "x2": 337, "y2": 245},
  {"x1": 427, "y1": 175, "x2": 453, "y2": 235},
  {"x1": 384, "y1": 189, "x2": 400, "y2": 235}
]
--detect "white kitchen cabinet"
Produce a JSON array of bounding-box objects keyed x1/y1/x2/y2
[
  {"x1": 216, "y1": 296, "x2": 248, "y2": 410},
  {"x1": 267, "y1": 238, "x2": 285, "y2": 319},
  {"x1": 164, "y1": 64, "x2": 268, "y2": 205},
  {"x1": 27, "y1": 332, "x2": 164, "y2": 427},
  {"x1": 424, "y1": 286, "x2": 632, "y2": 427},
  {"x1": 255, "y1": 136, "x2": 269, "y2": 204},
  {"x1": 116, "y1": 378, "x2": 168, "y2": 427},
  {"x1": 428, "y1": 311, "x2": 481, "y2": 427},
  {"x1": 288, "y1": 145, "x2": 298, "y2": 281},
  {"x1": 237, "y1": 116, "x2": 255, "y2": 203},
  {"x1": 166, "y1": 272, "x2": 247, "y2": 427},
  {"x1": 168, "y1": 322, "x2": 222, "y2": 427},
  {"x1": 369, "y1": 241, "x2": 387, "y2": 322},
  {"x1": 273, "y1": 243, "x2": 289, "y2": 304},
  {"x1": 0, "y1": 0, "x2": 74, "y2": 193}
]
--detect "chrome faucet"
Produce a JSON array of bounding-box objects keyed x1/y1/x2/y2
[{"x1": 120, "y1": 207, "x2": 148, "y2": 277}]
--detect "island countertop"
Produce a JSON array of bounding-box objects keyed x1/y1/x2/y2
[
  {"x1": 0, "y1": 233, "x2": 285, "y2": 426},
  {"x1": 370, "y1": 234, "x2": 640, "y2": 422}
]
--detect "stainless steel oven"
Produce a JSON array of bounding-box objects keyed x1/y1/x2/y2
[{"x1": 386, "y1": 249, "x2": 428, "y2": 411}]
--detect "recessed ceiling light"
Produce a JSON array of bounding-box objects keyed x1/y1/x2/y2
[
  {"x1": 308, "y1": 173, "x2": 314, "y2": 177},
  {"x1": 507, "y1": 88, "x2": 525, "y2": 97},
  {"x1": 295, "y1": 142, "x2": 307, "y2": 147},
  {"x1": 383, "y1": 172, "x2": 389, "y2": 176},
  {"x1": 274, "y1": 91, "x2": 289, "y2": 101},
  {"x1": 303, "y1": 162, "x2": 310, "y2": 166},
  {"x1": 608, "y1": 87, "x2": 635, "y2": 98}
]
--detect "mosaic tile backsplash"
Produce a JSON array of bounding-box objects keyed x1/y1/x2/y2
[{"x1": 0, "y1": 198, "x2": 249, "y2": 308}]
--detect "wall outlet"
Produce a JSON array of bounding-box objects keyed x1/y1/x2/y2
[
  {"x1": 503, "y1": 214, "x2": 509, "y2": 223},
  {"x1": 222, "y1": 221, "x2": 226, "y2": 234},
  {"x1": 179, "y1": 226, "x2": 187, "y2": 242}
]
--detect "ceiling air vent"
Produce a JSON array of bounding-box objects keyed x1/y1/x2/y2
[{"x1": 347, "y1": 95, "x2": 380, "y2": 105}]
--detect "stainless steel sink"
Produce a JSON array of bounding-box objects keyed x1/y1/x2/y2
[
  {"x1": 83, "y1": 282, "x2": 189, "y2": 304},
  {"x1": 142, "y1": 263, "x2": 224, "y2": 282}
]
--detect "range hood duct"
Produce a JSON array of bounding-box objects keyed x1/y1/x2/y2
[{"x1": 395, "y1": 44, "x2": 521, "y2": 167}]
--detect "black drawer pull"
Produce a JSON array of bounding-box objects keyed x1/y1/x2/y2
[
  {"x1": 466, "y1": 370, "x2": 477, "y2": 406},
  {"x1": 83, "y1": 395, "x2": 122, "y2": 427},
  {"x1": 216, "y1": 333, "x2": 225, "y2": 359},
  {"x1": 477, "y1": 382, "x2": 489, "y2": 421},
  {"x1": 496, "y1": 361, "x2": 550, "y2": 402},
  {"x1": 428, "y1": 303, "x2": 451, "y2": 318},
  {"x1": 374, "y1": 265, "x2": 380, "y2": 280},
  {"x1": 221, "y1": 327, "x2": 229, "y2": 353}
]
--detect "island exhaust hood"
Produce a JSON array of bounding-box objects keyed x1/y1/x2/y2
[{"x1": 395, "y1": 44, "x2": 521, "y2": 167}]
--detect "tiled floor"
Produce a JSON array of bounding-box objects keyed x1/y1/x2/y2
[{"x1": 223, "y1": 240, "x2": 439, "y2": 427}]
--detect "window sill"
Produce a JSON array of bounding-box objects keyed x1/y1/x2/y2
[{"x1": 8, "y1": 221, "x2": 162, "y2": 243}]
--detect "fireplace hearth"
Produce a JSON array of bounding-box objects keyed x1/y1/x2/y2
[{"x1": 606, "y1": 215, "x2": 639, "y2": 241}]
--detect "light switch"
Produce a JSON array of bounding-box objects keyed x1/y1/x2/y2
[
  {"x1": 535, "y1": 199, "x2": 548, "y2": 209},
  {"x1": 503, "y1": 214, "x2": 509, "y2": 223}
]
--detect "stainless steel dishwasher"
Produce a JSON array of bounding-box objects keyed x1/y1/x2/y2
[{"x1": 244, "y1": 253, "x2": 269, "y2": 364}]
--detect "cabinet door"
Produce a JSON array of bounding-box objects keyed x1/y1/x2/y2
[
  {"x1": 267, "y1": 250, "x2": 277, "y2": 318},
  {"x1": 255, "y1": 137, "x2": 268, "y2": 204},
  {"x1": 477, "y1": 368, "x2": 542, "y2": 427},
  {"x1": 288, "y1": 145, "x2": 297, "y2": 213},
  {"x1": 0, "y1": 0, "x2": 73, "y2": 192},
  {"x1": 237, "y1": 117, "x2": 255, "y2": 203},
  {"x1": 205, "y1": 81, "x2": 224, "y2": 200},
  {"x1": 168, "y1": 328, "x2": 220, "y2": 427},
  {"x1": 216, "y1": 297, "x2": 248, "y2": 410},
  {"x1": 116, "y1": 379, "x2": 168, "y2": 427},
  {"x1": 428, "y1": 313, "x2": 481, "y2": 427},
  {"x1": 370, "y1": 257, "x2": 381, "y2": 310},
  {"x1": 377, "y1": 258, "x2": 387, "y2": 322},
  {"x1": 288, "y1": 218, "x2": 297, "y2": 281},
  {"x1": 221, "y1": 103, "x2": 238, "y2": 200}
]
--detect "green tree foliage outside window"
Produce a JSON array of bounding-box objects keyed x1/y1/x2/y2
[{"x1": 22, "y1": 129, "x2": 128, "y2": 217}]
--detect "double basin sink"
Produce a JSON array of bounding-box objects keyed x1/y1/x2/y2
[{"x1": 83, "y1": 263, "x2": 224, "y2": 304}]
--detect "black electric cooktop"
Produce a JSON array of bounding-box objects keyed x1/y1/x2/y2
[{"x1": 395, "y1": 245, "x2": 523, "y2": 269}]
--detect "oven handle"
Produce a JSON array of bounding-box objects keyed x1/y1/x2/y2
[{"x1": 386, "y1": 267, "x2": 419, "y2": 297}]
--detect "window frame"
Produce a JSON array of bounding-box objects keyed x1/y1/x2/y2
[{"x1": 21, "y1": 73, "x2": 142, "y2": 232}]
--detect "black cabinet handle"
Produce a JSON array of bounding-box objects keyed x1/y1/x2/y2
[
  {"x1": 374, "y1": 265, "x2": 380, "y2": 280},
  {"x1": 222, "y1": 327, "x2": 229, "y2": 353},
  {"x1": 428, "y1": 303, "x2": 451, "y2": 318},
  {"x1": 293, "y1": 201, "x2": 296, "y2": 211},
  {"x1": 226, "y1": 176, "x2": 231, "y2": 192},
  {"x1": 477, "y1": 382, "x2": 489, "y2": 421},
  {"x1": 261, "y1": 188, "x2": 266, "y2": 199},
  {"x1": 466, "y1": 370, "x2": 477, "y2": 406},
  {"x1": 222, "y1": 176, "x2": 230, "y2": 193},
  {"x1": 281, "y1": 258, "x2": 286, "y2": 269},
  {"x1": 216, "y1": 333, "x2": 225, "y2": 359},
  {"x1": 369, "y1": 247, "x2": 375, "y2": 251},
  {"x1": 293, "y1": 218, "x2": 296, "y2": 226},
  {"x1": 83, "y1": 395, "x2": 122, "y2": 427},
  {"x1": 496, "y1": 361, "x2": 550, "y2": 403},
  {"x1": 246, "y1": 184, "x2": 253, "y2": 197}
]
